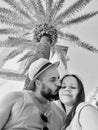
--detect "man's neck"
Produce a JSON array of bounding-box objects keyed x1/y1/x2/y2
[
  {"x1": 34, "y1": 94, "x2": 49, "y2": 104},
  {"x1": 33, "y1": 92, "x2": 50, "y2": 114},
  {"x1": 28, "y1": 90, "x2": 49, "y2": 104}
]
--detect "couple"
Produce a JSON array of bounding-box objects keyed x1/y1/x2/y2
[{"x1": 0, "y1": 58, "x2": 98, "y2": 130}]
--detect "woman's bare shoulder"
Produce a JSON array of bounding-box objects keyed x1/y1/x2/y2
[
  {"x1": 80, "y1": 103, "x2": 98, "y2": 117},
  {"x1": 79, "y1": 102, "x2": 98, "y2": 129}
]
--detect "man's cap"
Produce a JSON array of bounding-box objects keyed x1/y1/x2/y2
[{"x1": 27, "y1": 58, "x2": 60, "y2": 90}]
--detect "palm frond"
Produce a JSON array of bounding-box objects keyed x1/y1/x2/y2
[
  {"x1": 28, "y1": 0, "x2": 38, "y2": 14},
  {"x1": 21, "y1": 55, "x2": 39, "y2": 74},
  {"x1": 3, "y1": 49, "x2": 24, "y2": 61},
  {"x1": 0, "y1": 38, "x2": 17, "y2": 47},
  {"x1": 0, "y1": 69, "x2": 26, "y2": 81},
  {"x1": 0, "y1": 15, "x2": 33, "y2": 30},
  {"x1": 3, "y1": 0, "x2": 34, "y2": 22},
  {"x1": 0, "y1": 6, "x2": 37, "y2": 26},
  {"x1": 7, "y1": 36, "x2": 35, "y2": 48},
  {"x1": 0, "y1": 37, "x2": 33, "y2": 48},
  {"x1": 18, "y1": 51, "x2": 35, "y2": 62},
  {"x1": 0, "y1": 48, "x2": 14, "y2": 68},
  {"x1": 36, "y1": 0, "x2": 45, "y2": 16},
  {"x1": 58, "y1": 31, "x2": 98, "y2": 53},
  {"x1": 54, "y1": 0, "x2": 91, "y2": 26},
  {"x1": 58, "y1": 11, "x2": 98, "y2": 29},
  {"x1": 0, "y1": 28, "x2": 23, "y2": 35},
  {"x1": 45, "y1": 0, "x2": 53, "y2": 23},
  {"x1": 35, "y1": 0, "x2": 46, "y2": 23},
  {"x1": 51, "y1": 0, "x2": 65, "y2": 22},
  {"x1": 0, "y1": 7, "x2": 24, "y2": 22},
  {"x1": 20, "y1": 0, "x2": 35, "y2": 16},
  {"x1": 27, "y1": 0, "x2": 45, "y2": 24},
  {"x1": 78, "y1": 41, "x2": 98, "y2": 53},
  {"x1": 20, "y1": 0, "x2": 41, "y2": 24}
]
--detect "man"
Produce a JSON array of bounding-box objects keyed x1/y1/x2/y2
[{"x1": 0, "y1": 58, "x2": 66, "y2": 130}]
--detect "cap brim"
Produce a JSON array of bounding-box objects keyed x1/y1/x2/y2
[{"x1": 28, "y1": 61, "x2": 60, "y2": 90}]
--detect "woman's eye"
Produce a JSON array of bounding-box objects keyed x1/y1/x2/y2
[
  {"x1": 71, "y1": 86, "x2": 76, "y2": 89},
  {"x1": 61, "y1": 86, "x2": 66, "y2": 89}
]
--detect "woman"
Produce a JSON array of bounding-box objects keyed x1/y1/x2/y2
[{"x1": 56, "y1": 74, "x2": 98, "y2": 130}]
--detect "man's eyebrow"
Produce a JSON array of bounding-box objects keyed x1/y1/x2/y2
[
  {"x1": 50, "y1": 76, "x2": 60, "y2": 79},
  {"x1": 50, "y1": 77, "x2": 56, "y2": 79}
]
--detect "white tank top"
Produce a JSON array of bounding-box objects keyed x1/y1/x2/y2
[{"x1": 66, "y1": 102, "x2": 93, "y2": 130}]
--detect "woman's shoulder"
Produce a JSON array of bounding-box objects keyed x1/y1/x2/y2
[
  {"x1": 75, "y1": 102, "x2": 98, "y2": 122},
  {"x1": 76, "y1": 102, "x2": 94, "y2": 113},
  {"x1": 77, "y1": 101, "x2": 98, "y2": 115},
  {"x1": 76, "y1": 102, "x2": 98, "y2": 130},
  {"x1": 76, "y1": 102, "x2": 98, "y2": 122}
]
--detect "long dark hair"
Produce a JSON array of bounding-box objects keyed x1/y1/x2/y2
[{"x1": 60, "y1": 74, "x2": 85, "y2": 129}]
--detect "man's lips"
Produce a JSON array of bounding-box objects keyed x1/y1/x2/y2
[{"x1": 55, "y1": 86, "x2": 61, "y2": 92}]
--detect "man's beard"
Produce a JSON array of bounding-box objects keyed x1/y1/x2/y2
[{"x1": 41, "y1": 85, "x2": 59, "y2": 101}]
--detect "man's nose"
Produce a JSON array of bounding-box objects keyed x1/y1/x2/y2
[
  {"x1": 56, "y1": 80, "x2": 61, "y2": 91},
  {"x1": 56, "y1": 79, "x2": 61, "y2": 87}
]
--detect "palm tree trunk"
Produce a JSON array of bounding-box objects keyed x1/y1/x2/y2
[{"x1": 37, "y1": 35, "x2": 51, "y2": 59}]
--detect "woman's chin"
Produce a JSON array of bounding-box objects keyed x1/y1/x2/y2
[{"x1": 60, "y1": 98, "x2": 74, "y2": 106}]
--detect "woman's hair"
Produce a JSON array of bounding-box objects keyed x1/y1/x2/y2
[{"x1": 60, "y1": 74, "x2": 85, "y2": 128}]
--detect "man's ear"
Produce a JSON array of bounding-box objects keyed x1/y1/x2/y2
[{"x1": 35, "y1": 79, "x2": 41, "y2": 87}]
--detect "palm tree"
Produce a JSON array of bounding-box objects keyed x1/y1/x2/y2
[{"x1": 0, "y1": 0, "x2": 98, "y2": 80}]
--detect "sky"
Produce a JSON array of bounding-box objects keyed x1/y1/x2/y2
[
  {"x1": 0, "y1": 0, "x2": 98, "y2": 99},
  {"x1": 65, "y1": 0, "x2": 98, "y2": 96}
]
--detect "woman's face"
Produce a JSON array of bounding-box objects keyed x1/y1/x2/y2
[{"x1": 59, "y1": 76, "x2": 79, "y2": 106}]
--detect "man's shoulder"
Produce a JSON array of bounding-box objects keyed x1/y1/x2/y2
[
  {"x1": 50, "y1": 100, "x2": 66, "y2": 125},
  {"x1": 0, "y1": 91, "x2": 24, "y2": 104},
  {"x1": 51, "y1": 100, "x2": 66, "y2": 115},
  {"x1": 53, "y1": 100, "x2": 65, "y2": 111}
]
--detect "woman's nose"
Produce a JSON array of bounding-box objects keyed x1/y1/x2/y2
[{"x1": 65, "y1": 86, "x2": 70, "y2": 91}]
